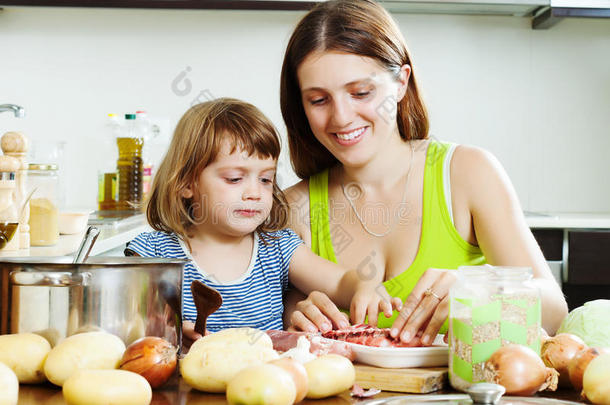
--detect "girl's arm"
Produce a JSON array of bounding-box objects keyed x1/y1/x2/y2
[{"x1": 288, "y1": 244, "x2": 401, "y2": 327}]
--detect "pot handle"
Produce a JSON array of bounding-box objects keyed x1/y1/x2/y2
[{"x1": 9, "y1": 271, "x2": 90, "y2": 286}]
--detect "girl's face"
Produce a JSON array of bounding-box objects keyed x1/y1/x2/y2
[
  {"x1": 183, "y1": 138, "x2": 276, "y2": 238},
  {"x1": 297, "y1": 51, "x2": 410, "y2": 169}
]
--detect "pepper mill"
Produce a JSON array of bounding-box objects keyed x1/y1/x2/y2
[
  {"x1": 0, "y1": 155, "x2": 21, "y2": 251},
  {"x1": 1, "y1": 132, "x2": 30, "y2": 249}
]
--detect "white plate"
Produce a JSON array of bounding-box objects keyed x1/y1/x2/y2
[{"x1": 348, "y1": 335, "x2": 448, "y2": 368}]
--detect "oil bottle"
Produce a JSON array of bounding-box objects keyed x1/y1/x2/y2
[{"x1": 116, "y1": 114, "x2": 143, "y2": 210}]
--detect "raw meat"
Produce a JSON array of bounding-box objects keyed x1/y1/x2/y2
[
  {"x1": 321, "y1": 324, "x2": 420, "y2": 348},
  {"x1": 266, "y1": 330, "x2": 355, "y2": 360}
]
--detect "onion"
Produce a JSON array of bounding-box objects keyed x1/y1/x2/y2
[
  {"x1": 582, "y1": 353, "x2": 610, "y2": 405},
  {"x1": 569, "y1": 347, "x2": 610, "y2": 391},
  {"x1": 119, "y1": 337, "x2": 177, "y2": 388},
  {"x1": 269, "y1": 358, "x2": 309, "y2": 403},
  {"x1": 483, "y1": 344, "x2": 558, "y2": 396},
  {"x1": 541, "y1": 333, "x2": 587, "y2": 387}
]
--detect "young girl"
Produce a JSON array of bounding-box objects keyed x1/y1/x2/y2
[{"x1": 126, "y1": 98, "x2": 400, "y2": 342}]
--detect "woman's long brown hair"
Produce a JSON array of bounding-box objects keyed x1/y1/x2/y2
[{"x1": 280, "y1": 0, "x2": 429, "y2": 179}]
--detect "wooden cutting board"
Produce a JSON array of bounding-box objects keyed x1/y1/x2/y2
[{"x1": 355, "y1": 364, "x2": 448, "y2": 394}]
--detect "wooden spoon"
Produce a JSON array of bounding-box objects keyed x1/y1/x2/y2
[{"x1": 190, "y1": 280, "x2": 222, "y2": 336}]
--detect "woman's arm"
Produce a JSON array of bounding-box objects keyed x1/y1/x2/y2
[
  {"x1": 463, "y1": 146, "x2": 567, "y2": 333},
  {"x1": 391, "y1": 146, "x2": 568, "y2": 343}
]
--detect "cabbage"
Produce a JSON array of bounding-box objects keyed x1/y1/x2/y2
[{"x1": 557, "y1": 300, "x2": 610, "y2": 347}]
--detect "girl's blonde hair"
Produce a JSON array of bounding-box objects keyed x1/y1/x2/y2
[
  {"x1": 280, "y1": 0, "x2": 429, "y2": 179},
  {"x1": 146, "y1": 98, "x2": 288, "y2": 244}
]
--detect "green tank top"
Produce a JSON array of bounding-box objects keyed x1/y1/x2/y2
[{"x1": 308, "y1": 140, "x2": 486, "y2": 330}]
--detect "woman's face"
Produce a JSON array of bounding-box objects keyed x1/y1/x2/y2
[{"x1": 297, "y1": 51, "x2": 410, "y2": 169}]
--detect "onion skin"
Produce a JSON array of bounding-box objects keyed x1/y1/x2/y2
[
  {"x1": 269, "y1": 358, "x2": 308, "y2": 403},
  {"x1": 484, "y1": 344, "x2": 558, "y2": 396},
  {"x1": 119, "y1": 337, "x2": 177, "y2": 389},
  {"x1": 569, "y1": 347, "x2": 610, "y2": 391},
  {"x1": 541, "y1": 333, "x2": 587, "y2": 387}
]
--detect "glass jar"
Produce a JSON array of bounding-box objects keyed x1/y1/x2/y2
[
  {"x1": 448, "y1": 265, "x2": 541, "y2": 391},
  {"x1": 0, "y1": 171, "x2": 19, "y2": 250},
  {"x1": 28, "y1": 164, "x2": 59, "y2": 246}
]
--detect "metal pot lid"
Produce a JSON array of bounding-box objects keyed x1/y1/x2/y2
[{"x1": 362, "y1": 395, "x2": 582, "y2": 405}]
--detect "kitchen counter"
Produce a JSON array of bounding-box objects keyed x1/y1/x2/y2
[
  {"x1": 525, "y1": 212, "x2": 610, "y2": 229},
  {"x1": 16, "y1": 380, "x2": 584, "y2": 405},
  {"x1": 1, "y1": 211, "x2": 607, "y2": 259},
  {"x1": 0, "y1": 215, "x2": 150, "y2": 258}
]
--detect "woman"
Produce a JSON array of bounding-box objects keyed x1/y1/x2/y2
[{"x1": 280, "y1": 0, "x2": 567, "y2": 345}]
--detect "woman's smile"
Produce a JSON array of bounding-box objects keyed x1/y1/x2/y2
[{"x1": 333, "y1": 126, "x2": 368, "y2": 145}]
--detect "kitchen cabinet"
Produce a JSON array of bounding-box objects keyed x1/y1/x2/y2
[
  {"x1": 563, "y1": 230, "x2": 610, "y2": 309},
  {"x1": 527, "y1": 214, "x2": 610, "y2": 310}
]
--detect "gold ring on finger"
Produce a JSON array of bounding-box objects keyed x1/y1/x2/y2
[{"x1": 424, "y1": 288, "x2": 442, "y2": 301}]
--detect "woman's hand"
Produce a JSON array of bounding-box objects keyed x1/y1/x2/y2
[
  {"x1": 350, "y1": 284, "x2": 403, "y2": 327},
  {"x1": 390, "y1": 268, "x2": 456, "y2": 346},
  {"x1": 288, "y1": 291, "x2": 350, "y2": 333}
]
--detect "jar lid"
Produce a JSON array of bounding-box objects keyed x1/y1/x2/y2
[{"x1": 29, "y1": 163, "x2": 58, "y2": 171}]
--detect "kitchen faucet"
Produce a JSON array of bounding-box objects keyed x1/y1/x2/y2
[{"x1": 0, "y1": 104, "x2": 25, "y2": 118}]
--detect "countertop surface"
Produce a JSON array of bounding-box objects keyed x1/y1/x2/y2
[
  {"x1": 17, "y1": 379, "x2": 584, "y2": 405},
  {"x1": 524, "y1": 212, "x2": 610, "y2": 229},
  {"x1": 0, "y1": 211, "x2": 608, "y2": 259},
  {"x1": 0, "y1": 215, "x2": 150, "y2": 258}
]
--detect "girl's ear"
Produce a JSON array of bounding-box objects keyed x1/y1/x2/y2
[
  {"x1": 396, "y1": 64, "x2": 411, "y2": 102},
  {"x1": 181, "y1": 186, "x2": 193, "y2": 199}
]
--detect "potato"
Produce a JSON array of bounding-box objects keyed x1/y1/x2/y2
[
  {"x1": 44, "y1": 331, "x2": 126, "y2": 386},
  {"x1": 189, "y1": 328, "x2": 272, "y2": 353},
  {"x1": 305, "y1": 354, "x2": 355, "y2": 399},
  {"x1": 0, "y1": 333, "x2": 51, "y2": 383},
  {"x1": 0, "y1": 362, "x2": 18, "y2": 405},
  {"x1": 226, "y1": 364, "x2": 296, "y2": 405},
  {"x1": 180, "y1": 343, "x2": 278, "y2": 393},
  {"x1": 63, "y1": 369, "x2": 152, "y2": 405}
]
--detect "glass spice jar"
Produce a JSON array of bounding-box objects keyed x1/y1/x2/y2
[
  {"x1": 28, "y1": 163, "x2": 59, "y2": 246},
  {"x1": 448, "y1": 265, "x2": 541, "y2": 391}
]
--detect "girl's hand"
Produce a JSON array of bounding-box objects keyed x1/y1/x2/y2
[
  {"x1": 288, "y1": 291, "x2": 350, "y2": 333},
  {"x1": 182, "y1": 320, "x2": 207, "y2": 349},
  {"x1": 390, "y1": 268, "x2": 456, "y2": 346},
  {"x1": 350, "y1": 284, "x2": 402, "y2": 327}
]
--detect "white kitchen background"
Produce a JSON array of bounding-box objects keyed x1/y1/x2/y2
[{"x1": 0, "y1": 6, "x2": 608, "y2": 212}]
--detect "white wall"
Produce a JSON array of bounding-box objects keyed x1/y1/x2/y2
[{"x1": 0, "y1": 6, "x2": 608, "y2": 213}]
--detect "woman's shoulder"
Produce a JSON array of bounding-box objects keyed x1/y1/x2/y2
[
  {"x1": 283, "y1": 179, "x2": 312, "y2": 244},
  {"x1": 451, "y1": 144, "x2": 506, "y2": 185},
  {"x1": 450, "y1": 144, "x2": 516, "y2": 210},
  {"x1": 284, "y1": 179, "x2": 309, "y2": 205}
]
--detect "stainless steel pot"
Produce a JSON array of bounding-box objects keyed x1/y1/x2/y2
[{"x1": 0, "y1": 256, "x2": 185, "y2": 348}]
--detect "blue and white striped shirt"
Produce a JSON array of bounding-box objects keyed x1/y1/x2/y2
[{"x1": 126, "y1": 229, "x2": 303, "y2": 332}]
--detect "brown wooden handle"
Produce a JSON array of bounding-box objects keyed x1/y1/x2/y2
[{"x1": 190, "y1": 280, "x2": 222, "y2": 336}]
